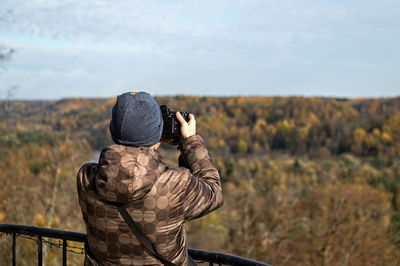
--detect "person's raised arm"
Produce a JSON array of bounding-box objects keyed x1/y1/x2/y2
[{"x1": 176, "y1": 112, "x2": 223, "y2": 220}]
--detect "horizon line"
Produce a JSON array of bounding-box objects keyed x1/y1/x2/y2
[{"x1": 1, "y1": 94, "x2": 400, "y2": 102}]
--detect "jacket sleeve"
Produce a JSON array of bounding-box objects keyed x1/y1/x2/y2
[
  {"x1": 76, "y1": 163, "x2": 97, "y2": 198},
  {"x1": 179, "y1": 135, "x2": 223, "y2": 220}
]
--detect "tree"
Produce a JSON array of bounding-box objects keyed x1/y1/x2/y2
[
  {"x1": 0, "y1": 10, "x2": 16, "y2": 112},
  {"x1": 0, "y1": 10, "x2": 14, "y2": 67},
  {"x1": 0, "y1": 45, "x2": 13, "y2": 63}
]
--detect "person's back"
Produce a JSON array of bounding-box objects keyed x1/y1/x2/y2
[{"x1": 77, "y1": 92, "x2": 223, "y2": 265}]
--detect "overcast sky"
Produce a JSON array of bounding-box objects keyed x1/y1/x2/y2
[{"x1": 0, "y1": 0, "x2": 399, "y2": 99}]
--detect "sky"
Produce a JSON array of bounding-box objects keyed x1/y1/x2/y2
[{"x1": 0, "y1": 0, "x2": 399, "y2": 99}]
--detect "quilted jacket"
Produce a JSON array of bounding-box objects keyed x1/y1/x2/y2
[{"x1": 77, "y1": 135, "x2": 223, "y2": 265}]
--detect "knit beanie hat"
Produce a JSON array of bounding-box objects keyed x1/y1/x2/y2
[{"x1": 109, "y1": 92, "x2": 163, "y2": 147}]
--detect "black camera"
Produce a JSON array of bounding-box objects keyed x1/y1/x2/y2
[{"x1": 160, "y1": 105, "x2": 190, "y2": 143}]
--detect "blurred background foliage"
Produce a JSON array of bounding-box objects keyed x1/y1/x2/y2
[{"x1": 1, "y1": 95, "x2": 400, "y2": 265}]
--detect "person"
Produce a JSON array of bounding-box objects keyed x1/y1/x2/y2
[{"x1": 76, "y1": 92, "x2": 223, "y2": 265}]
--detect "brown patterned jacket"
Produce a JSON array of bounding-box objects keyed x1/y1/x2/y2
[{"x1": 77, "y1": 135, "x2": 223, "y2": 265}]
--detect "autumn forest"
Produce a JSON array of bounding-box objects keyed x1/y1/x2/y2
[{"x1": 1, "y1": 95, "x2": 400, "y2": 265}]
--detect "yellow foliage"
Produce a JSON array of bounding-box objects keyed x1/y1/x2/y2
[
  {"x1": 200, "y1": 212, "x2": 220, "y2": 227},
  {"x1": 218, "y1": 139, "x2": 225, "y2": 147},
  {"x1": 254, "y1": 119, "x2": 267, "y2": 130},
  {"x1": 372, "y1": 128, "x2": 381, "y2": 137},
  {"x1": 353, "y1": 176, "x2": 367, "y2": 185},
  {"x1": 252, "y1": 142, "x2": 260, "y2": 152},
  {"x1": 279, "y1": 120, "x2": 292, "y2": 131},
  {"x1": 383, "y1": 215, "x2": 391, "y2": 228},
  {"x1": 225, "y1": 182, "x2": 236, "y2": 192},
  {"x1": 354, "y1": 128, "x2": 367, "y2": 144},
  {"x1": 50, "y1": 216, "x2": 60, "y2": 228},
  {"x1": 0, "y1": 211, "x2": 4, "y2": 222},
  {"x1": 238, "y1": 179, "x2": 256, "y2": 194},
  {"x1": 238, "y1": 138, "x2": 248, "y2": 153},
  {"x1": 381, "y1": 132, "x2": 392, "y2": 143},
  {"x1": 34, "y1": 213, "x2": 46, "y2": 227}
]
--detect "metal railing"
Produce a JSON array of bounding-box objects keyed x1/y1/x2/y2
[{"x1": 0, "y1": 224, "x2": 270, "y2": 266}]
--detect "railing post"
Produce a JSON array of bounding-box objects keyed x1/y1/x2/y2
[
  {"x1": 12, "y1": 233, "x2": 16, "y2": 266},
  {"x1": 63, "y1": 239, "x2": 67, "y2": 266},
  {"x1": 38, "y1": 236, "x2": 43, "y2": 266}
]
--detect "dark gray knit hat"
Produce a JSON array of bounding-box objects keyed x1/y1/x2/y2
[{"x1": 109, "y1": 92, "x2": 163, "y2": 147}]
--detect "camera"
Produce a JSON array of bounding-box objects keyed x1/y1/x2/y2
[{"x1": 160, "y1": 105, "x2": 190, "y2": 143}]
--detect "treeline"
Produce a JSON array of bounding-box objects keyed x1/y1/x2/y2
[{"x1": 1, "y1": 96, "x2": 400, "y2": 158}]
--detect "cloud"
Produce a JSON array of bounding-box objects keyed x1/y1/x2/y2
[
  {"x1": 0, "y1": 1, "x2": 348, "y2": 48},
  {"x1": 2, "y1": 0, "x2": 399, "y2": 55}
]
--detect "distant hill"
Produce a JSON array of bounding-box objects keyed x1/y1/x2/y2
[{"x1": 1, "y1": 96, "x2": 400, "y2": 157}]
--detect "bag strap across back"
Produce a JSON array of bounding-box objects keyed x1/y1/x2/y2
[{"x1": 116, "y1": 205, "x2": 177, "y2": 266}]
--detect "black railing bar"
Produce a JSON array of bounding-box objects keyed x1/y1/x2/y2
[
  {"x1": 0, "y1": 224, "x2": 86, "y2": 242},
  {"x1": 1, "y1": 224, "x2": 271, "y2": 266},
  {"x1": 63, "y1": 239, "x2": 67, "y2": 266},
  {"x1": 12, "y1": 232, "x2": 16, "y2": 266},
  {"x1": 38, "y1": 236, "x2": 43, "y2": 266},
  {"x1": 189, "y1": 249, "x2": 270, "y2": 266},
  {"x1": 23, "y1": 234, "x2": 85, "y2": 253}
]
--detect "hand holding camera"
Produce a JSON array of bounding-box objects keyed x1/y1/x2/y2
[
  {"x1": 160, "y1": 105, "x2": 196, "y2": 144},
  {"x1": 176, "y1": 112, "x2": 196, "y2": 139}
]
